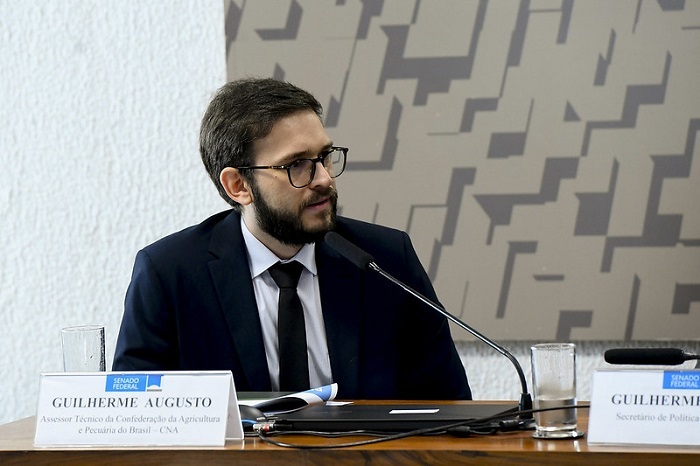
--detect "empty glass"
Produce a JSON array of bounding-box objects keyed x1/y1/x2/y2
[{"x1": 61, "y1": 325, "x2": 106, "y2": 372}]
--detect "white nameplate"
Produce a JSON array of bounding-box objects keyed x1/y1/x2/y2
[
  {"x1": 588, "y1": 369, "x2": 700, "y2": 447},
  {"x1": 34, "y1": 371, "x2": 244, "y2": 447}
]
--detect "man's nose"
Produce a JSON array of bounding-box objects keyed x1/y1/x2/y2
[{"x1": 310, "y1": 160, "x2": 333, "y2": 187}]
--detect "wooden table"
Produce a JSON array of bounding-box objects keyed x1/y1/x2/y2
[{"x1": 1, "y1": 401, "x2": 698, "y2": 465}]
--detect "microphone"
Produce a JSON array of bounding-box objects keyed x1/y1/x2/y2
[
  {"x1": 604, "y1": 348, "x2": 700, "y2": 366},
  {"x1": 324, "y1": 232, "x2": 533, "y2": 418}
]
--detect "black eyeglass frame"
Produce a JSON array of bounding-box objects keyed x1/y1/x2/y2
[{"x1": 234, "y1": 146, "x2": 348, "y2": 188}]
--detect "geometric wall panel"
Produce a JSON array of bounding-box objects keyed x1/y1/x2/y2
[{"x1": 224, "y1": 0, "x2": 700, "y2": 340}]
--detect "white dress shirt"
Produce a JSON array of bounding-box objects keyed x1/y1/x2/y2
[{"x1": 240, "y1": 218, "x2": 333, "y2": 391}]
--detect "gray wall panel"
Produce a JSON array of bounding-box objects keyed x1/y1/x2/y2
[{"x1": 224, "y1": 0, "x2": 700, "y2": 340}]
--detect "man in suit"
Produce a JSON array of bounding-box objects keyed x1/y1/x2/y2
[{"x1": 113, "y1": 78, "x2": 471, "y2": 400}]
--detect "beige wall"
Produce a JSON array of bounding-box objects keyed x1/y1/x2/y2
[{"x1": 225, "y1": 0, "x2": 700, "y2": 341}]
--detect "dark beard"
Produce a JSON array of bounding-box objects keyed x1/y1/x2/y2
[{"x1": 250, "y1": 183, "x2": 338, "y2": 246}]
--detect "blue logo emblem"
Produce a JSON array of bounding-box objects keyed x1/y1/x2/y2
[
  {"x1": 106, "y1": 374, "x2": 163, "y2": 392},
  {"x1": 663, "y1": 371, "x2": 700, "y2": 390}
]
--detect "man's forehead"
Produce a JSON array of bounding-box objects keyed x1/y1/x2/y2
[{"x1": 251, "y1": 112, "x2": 331, "y2": 163}]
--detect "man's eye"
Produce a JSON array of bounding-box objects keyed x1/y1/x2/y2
[{"x1": 289, "y1": 159, "x2": 311, "y2": 170}]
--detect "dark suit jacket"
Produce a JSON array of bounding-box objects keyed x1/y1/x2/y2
[{"x1": 113, "y1": 210, "x2": 471, "y2": 400}]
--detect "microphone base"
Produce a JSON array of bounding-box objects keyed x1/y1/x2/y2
[{"x1": 518, "y1": 393, "x2": 534, "y2": 421}]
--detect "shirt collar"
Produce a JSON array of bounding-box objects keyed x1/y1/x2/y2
[{"x1": 240, "y1": 217, "x2": 317, "y2": 278}]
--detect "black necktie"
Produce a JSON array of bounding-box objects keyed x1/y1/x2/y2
[{"x1": 268, "y1": 261, "x2": 310, "y2": 391}]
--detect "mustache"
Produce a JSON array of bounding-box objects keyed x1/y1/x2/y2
[{"x1": 302, "y1": 186, "x2": 338, "y2": 209}]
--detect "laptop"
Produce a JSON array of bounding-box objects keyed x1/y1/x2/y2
[{"x1": 273, "y1": 402, "x2": 519, "y2": 432}]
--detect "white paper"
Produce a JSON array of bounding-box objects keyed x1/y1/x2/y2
[{"x1": 246, "y1": 383, "x2": 338, "y2": 415}]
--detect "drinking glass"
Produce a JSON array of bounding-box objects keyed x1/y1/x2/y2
[
  {"x1": 61, "y1": 325, "x2": 106, "y2": 372},
  {"x1": 530, "y1": 343, "x2": 584, "y2": 439}
]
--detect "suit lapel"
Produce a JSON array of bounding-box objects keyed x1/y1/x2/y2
[
  {"x1": 207, "y1": 212, "x2": 271, "y2": 390},
  {"x1": 316, "y1": 240, "x2": 363, "y2": 397},
  {"x1": 204, "y1": 212, "x2": 365, "y2": 395}
]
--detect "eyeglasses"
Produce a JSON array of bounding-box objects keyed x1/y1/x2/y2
[{"x1": 235, "y1": 146, "x2": 348, "y2": 188}]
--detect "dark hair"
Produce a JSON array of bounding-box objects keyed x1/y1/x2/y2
[{"x1": 199, "y1": 77, "x2": 324, "y2": 209}]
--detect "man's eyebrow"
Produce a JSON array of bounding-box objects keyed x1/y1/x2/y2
[{"x1": 279, "y1": 144, "x2": 334, "y2": 164}]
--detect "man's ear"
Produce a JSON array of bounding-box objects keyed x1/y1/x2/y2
[{"x1": 219, "y1": 167, "x2": 253, "y2": 206}]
